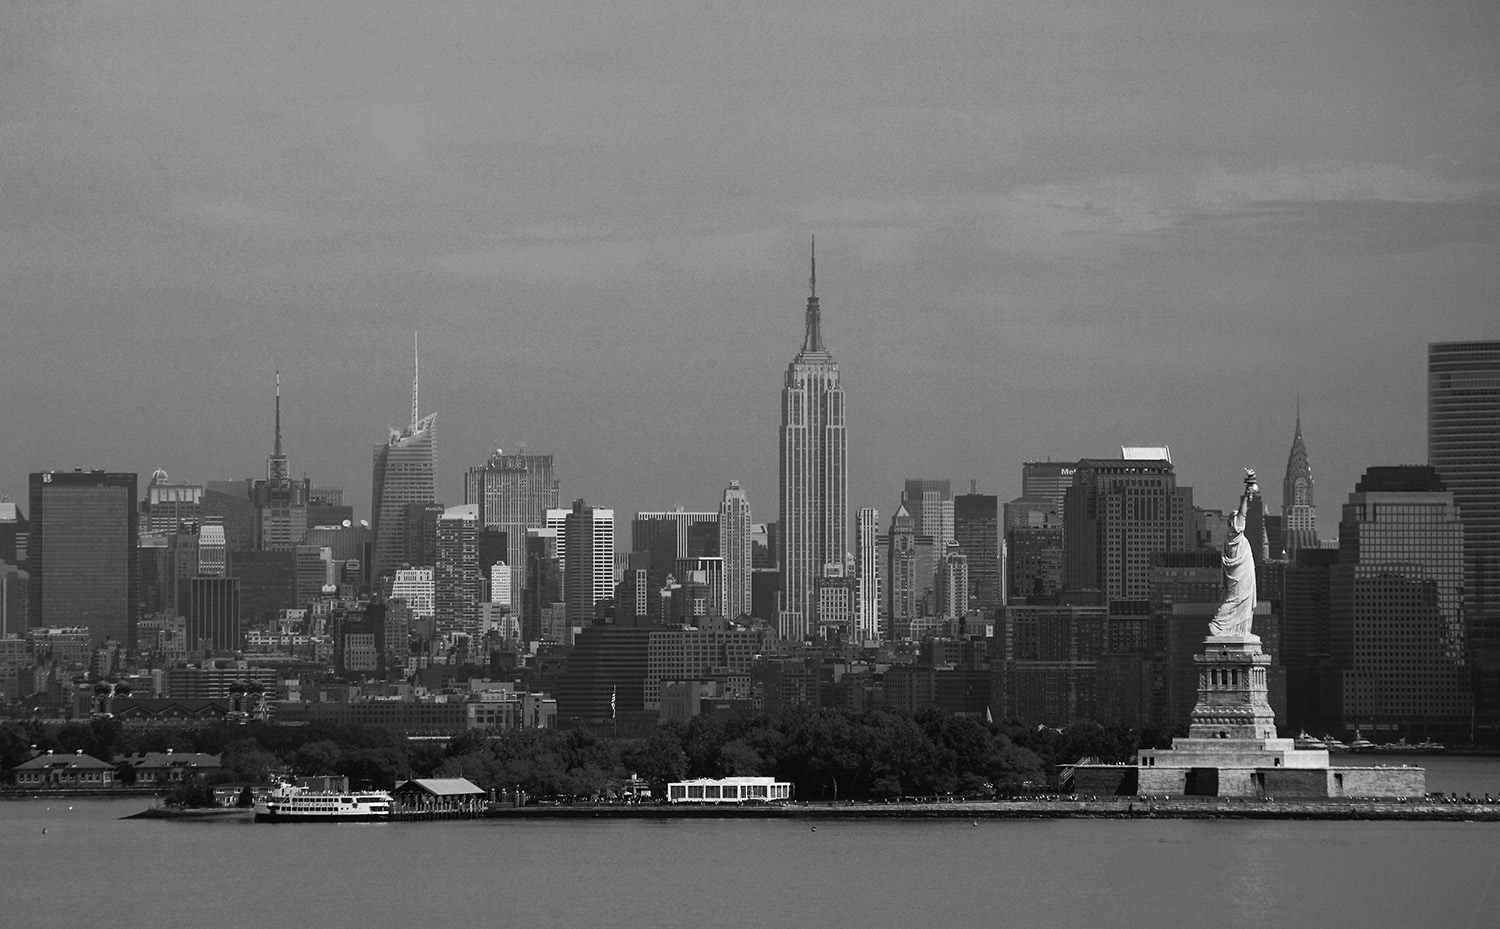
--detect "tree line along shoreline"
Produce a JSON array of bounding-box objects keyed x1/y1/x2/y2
[{"x1": 0, "y1": 709, "x2": 1172, "y2": 806}]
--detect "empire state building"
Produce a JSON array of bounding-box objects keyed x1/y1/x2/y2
[{"x1": 778, "y1": 239, "x2": 847, "y2": 639}]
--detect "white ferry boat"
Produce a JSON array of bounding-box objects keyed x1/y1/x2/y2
[{"x1": 253, "y1": 782, "x2": 393, "y2": 823}]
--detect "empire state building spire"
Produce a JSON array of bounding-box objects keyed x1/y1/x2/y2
[{"x1": 801, "y1": 235, "x2": 825, "y2": 354}]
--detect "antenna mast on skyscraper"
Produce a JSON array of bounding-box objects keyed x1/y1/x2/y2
[
  {"x1": 810, "y1": 234, "x2": 816, "y2": 298},
  {"x1": 268, "y1": 370, "x2": 289, "y2": 483},
  {"x1": 801, "y1": 235, "x2": 825, "y2": 354},
  {"x1": 412, "y1": 331, "x2": 420, "y2": 431}
]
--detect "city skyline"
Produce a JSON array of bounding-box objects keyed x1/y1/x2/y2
[{"x1": 1, "y1": 3, "x2": 1496, "y2": 527}]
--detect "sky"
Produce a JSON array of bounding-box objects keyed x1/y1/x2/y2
[{"x1": 1, "y1": 1, "x2": 1496, "y2": 531}]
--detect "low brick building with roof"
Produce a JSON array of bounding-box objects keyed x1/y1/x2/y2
[{"x1": 11, "y1": 749, "x2": 117, "y2": 788}]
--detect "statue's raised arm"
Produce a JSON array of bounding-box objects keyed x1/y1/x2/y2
[{"x1": 1208, "y1": 469, "x2": 1259, "y2": 640}]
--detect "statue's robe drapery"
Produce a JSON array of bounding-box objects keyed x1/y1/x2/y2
[{"x1": 1209, "y1": 527, "x2": 1257, "y2": 638}]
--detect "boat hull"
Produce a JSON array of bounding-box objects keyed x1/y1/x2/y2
[{"x1": 253, "y1": 811, "x2": 389, "y2": 823}]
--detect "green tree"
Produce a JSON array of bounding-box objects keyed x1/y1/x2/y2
[
  {"x1": 293, "y1": 740, "x2": 343, "y2": 776},
  {"x1": 623, "y1": 726, "x2": 687, "y2": 798}
]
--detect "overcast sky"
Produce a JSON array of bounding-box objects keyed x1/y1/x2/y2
[{"x1": 2, "y1": 1, "x2": 1496, "y2": 532}]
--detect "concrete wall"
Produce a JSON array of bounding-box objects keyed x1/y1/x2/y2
[
  {"x1": 1261, "y1": 768, "x2": 1326, "y2": 797},
  {"x1": 1135, "y1": 764, "x2": 1425, "y2": 798},
  {"x1": 1329, "y1": 767, "x2": 1425, "y2": 798},
  {"x1": 1073, "y1": 766, "x2": 1137, "y2": 796}
]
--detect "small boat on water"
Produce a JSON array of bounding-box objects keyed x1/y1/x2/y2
[
  {"x1": 1350, "y1": 729, "x2": 1377, "y2": 751},
  {"x1": 253, "y1": 781, "x2": 393, "y2": 823},
  {"x1": 1294, "y1": 730, "x2": 1327, "y2": 749},
  {"x1": 1322, "y1": 735, "x2": 1350, "y2": 752}
]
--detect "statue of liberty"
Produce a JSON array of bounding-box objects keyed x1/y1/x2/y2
[{"x1": 1209, "y1": 469, "x2": 1259, "y2": 639}]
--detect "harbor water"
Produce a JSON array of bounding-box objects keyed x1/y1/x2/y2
[{"x1": 3, "y1": 754, "x2": 1498, "y2": 929}]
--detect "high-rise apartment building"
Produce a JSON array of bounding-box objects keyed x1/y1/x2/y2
[
  {"x1": 1328, "y1": 466, "x2": 1471, "y2": 735},
  {"x1": 954, "y1": 491, "x2": 999, "y2": 611},
  {"x1": 371, "y1": 340, "x2": 436, "y2": 580},
  {"x1": 28, "y1": 470, "x2": 138, "y2": 647},
  {"x1": 934, "y1": 542, "x2": 970, "y2": 620},
  {"x1": 1063, "y1": 454, "x2": 1193, "y2": 603},
  {"x1": 434, "y1": 504, "x2": 480, "y2": 639},
  {"x1": 464, "y1": 449, "x2": 560, "y2": 612},
  {"x1": 779, "y1": 240, "x2": 848, "y2": 629},
  {"x1": 1429, "y1": 341, "x2": 1500, "y2": 722},
  {"x1": 855, "y1": 507, "x2": 881, "y2": 644},
  {"x1": 718, "y1": 482, "x2": 752, "y2": 620}
]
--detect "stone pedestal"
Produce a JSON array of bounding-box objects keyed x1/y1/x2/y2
[
  {"x1": 1187, "y1": 635, "x2": 1277, "y2": 741},
  {"x1": 1136, "y1": 633, "x2": 1334, "y2": 796}
]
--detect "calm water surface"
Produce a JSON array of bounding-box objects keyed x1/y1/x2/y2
[{"x1": 3, "y1": 792, "x2": 1497, "y2": 929}]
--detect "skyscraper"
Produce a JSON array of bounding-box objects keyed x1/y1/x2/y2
[
  {"x1": 434, "y1": 504, "x2": 480, "y2": 639},
  {"x1": 28, "y1": 470, "x2": 138, "y2": 647},
  {"x1": 1004, "y1": 495, "x2": 1062, "y2": 603},
  {"x1": 1327, "y1": 466, "x2": 1471, "y2": 735},
  {"x1": 903, "y1": 479, "x2": 954, "y2": 549},
  {"x1": 1282, "y1": 406, "x2": 1319, "y2": 557},
  {"x1": 1022, "y1": 460, "x2": 1076, "y2": 523},
  {"x1": 779, "y1": 238, "x2": 848, "y2": 631},
  {"x1": 934, "y1": 542, "x2": 970, "y2": 620},
  {"x1": 252, "y1": 374, "x2": 311, "y2": 551},
  {"x1": 954, "y1": 490, "x2": 999, "y2": 611},
  {"x1": 1063, "y1": 454, "x2": 1193, "y2": 603},
  {"x1": 1429, "y1": 341, "x2": 1500, "y2": 722},
  {"x1": 141, "y1": 471, "x2": 203, "y2": 535},
  {"x1": 371, "y1": 337, "x2": 436, "y2": 580},
  {"x1": 718, "y1": 481, "x2": 752, "y2": 620},
  {"x1": 559, "y1": 500, "x2": 615, "y2": 629},
  {"x1": 855, "y1": 507, "x2": 881, "y2": 643},
  {"x1": 886, "y1": 503, "x2": 933, "y2": 641},
  {"x1": 464, "y1": 449, "x2": 560, "y2": 612}
]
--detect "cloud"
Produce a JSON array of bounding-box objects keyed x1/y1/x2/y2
[
  {"x1": 432, "y1": 225, "x2": 786, "y2": 280},
  {"x1": 1194, "y1": 161, "x2": 1484, "y2": 205}
]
